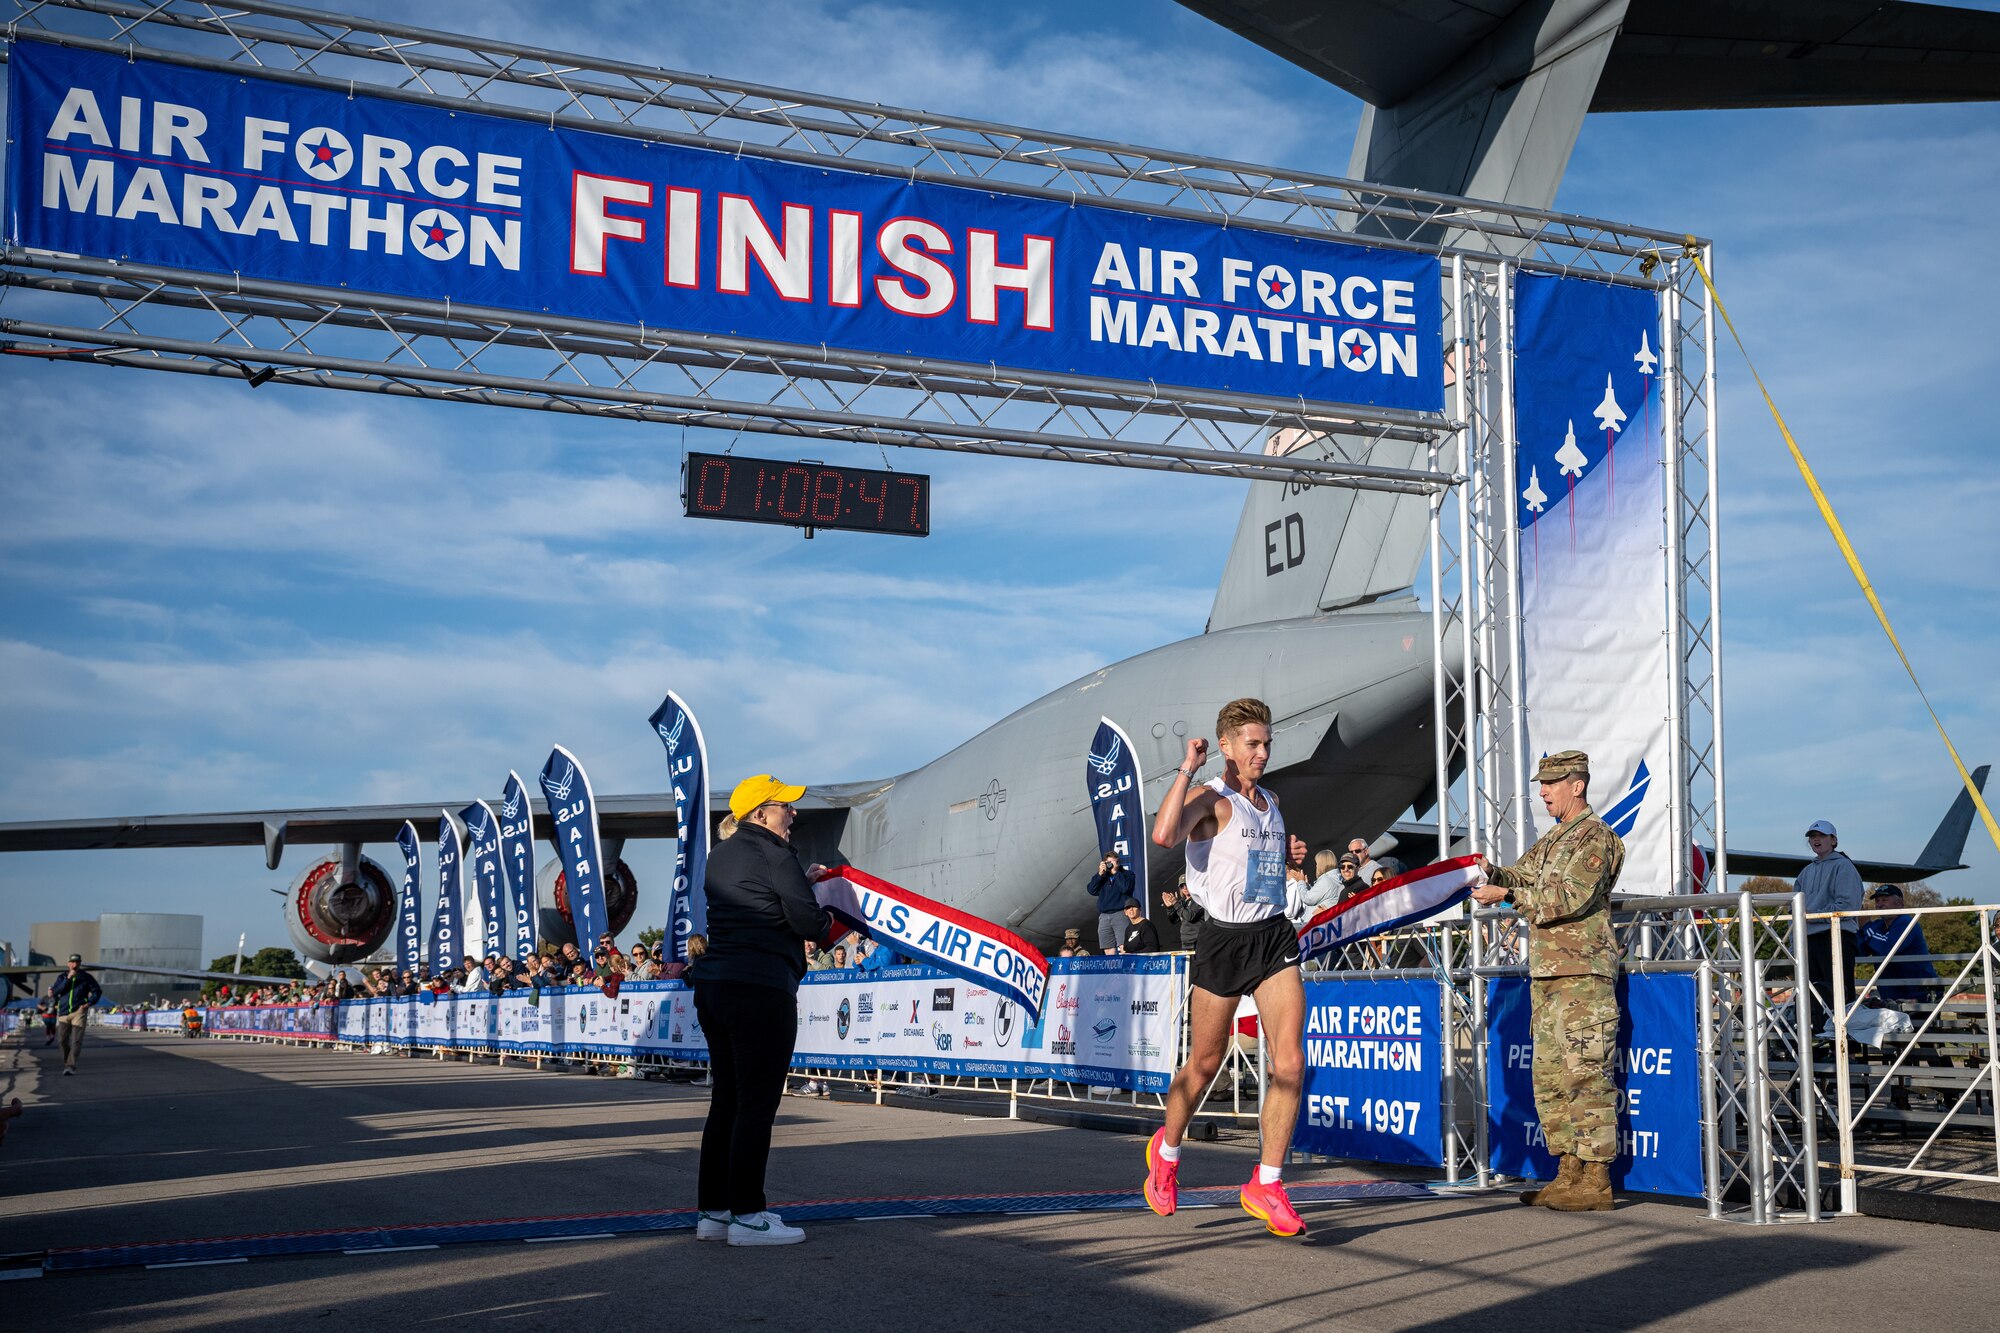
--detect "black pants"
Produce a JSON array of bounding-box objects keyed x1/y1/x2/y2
[
  {"x1": 693, "y1": 980, "x2": 798, "y2": 1217},
  {"x1": 1803, "y1": 930, "x2": 1857, "y2": 1029}
]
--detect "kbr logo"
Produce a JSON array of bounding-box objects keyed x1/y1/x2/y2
[
  {"x1": 836, "y1": 997, "x2": 851, "y2": 1041},
  {"x1": 932, "y1": 987, "x2": 955, "y2": 1012},
  {"x1": 931, "y1": 1020, "x2": 953, "y2": 1052}
]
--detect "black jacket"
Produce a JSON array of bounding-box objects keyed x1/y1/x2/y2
[
  {"x1": 1121, "y1": 917, "x2": 1162, "y2": 954},
  {"x1": 689, "y1": 821, "x2": 832, "y2": 994},
  {"x1": 1164, "y1": 895, "x2": 1206, "y2": 950}
]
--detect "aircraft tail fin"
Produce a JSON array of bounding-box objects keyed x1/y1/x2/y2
[
  {"x1": 1915, "y1": 764, "x2": 1990, "y2": 870},
  {"x1": 1207, "y1": 430, "x2": 1433, "y2": 632}
]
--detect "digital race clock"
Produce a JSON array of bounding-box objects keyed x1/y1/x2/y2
[{"x1": 681, "y1": 452, "x2": 930, "y2": 538}]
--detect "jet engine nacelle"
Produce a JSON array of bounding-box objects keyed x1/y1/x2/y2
[
  {"x1": 283, "y1": 854, "x2": 397, "y2": 964},
  {"x1": 534, "y1": 856, "x2": 639, "y2": 947}
]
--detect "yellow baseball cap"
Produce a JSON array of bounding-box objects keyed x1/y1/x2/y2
[{"x1": 728, "y1": 774, "x2": 807, "y2": 820}]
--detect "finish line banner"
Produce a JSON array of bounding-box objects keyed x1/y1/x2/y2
[
  {"x1": 1292, "y1": 977, "x2": 1444, "y2": 1168},
  {"x1": 5, "y1": 40, "x2": 1442, "y2": 413},
  {"x1": 814, "y1": 866, "x2": 1049, "y2": 1020},
  {"x1": 1484, "y1": 973, "x2": 1703, "y2": 1197}
]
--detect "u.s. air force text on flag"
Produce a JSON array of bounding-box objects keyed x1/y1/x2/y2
[
  {"x1": 459, "y1": 801, "x2": 506, "y2": 959},
  {"x1": 647, "y1": 692, "x2": 710, "y2": 964},
  {"x1": 1512, "y1": 274, "x2": 1670, "y2": 896},
  {"x1": 539, "y1": 745, "x2": 610, "y2": 948},
  {"x1": 812, "y1": 865, "x2": 1049, "y2": 1021},
  {"x1": 1297, "y1": 856, "x2": 1482, "y2": 963},
  {"x1": 6, "y1": 39, "x2": 1441, "y2": 415},
  {"x1": 394, "y1": 820, "x2": 423, "y2": 976},
  {"x1": 498, "y1": 771, "x2": 538, "y2": 961},
  {"x1": 429, "y1": 811, "x2": 465, "y2": 971},
  {"x1": 1085, "y1": 718, "x2": 1148, "y2": 914}
]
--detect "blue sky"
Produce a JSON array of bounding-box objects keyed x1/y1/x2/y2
[{"x1": 2, "y1": 0, "x2": 1995, "y2": 964}]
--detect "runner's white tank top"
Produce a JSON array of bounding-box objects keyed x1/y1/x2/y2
[{"x1": 1184, "y1": 778, "x2": 1288, "y2": 924}]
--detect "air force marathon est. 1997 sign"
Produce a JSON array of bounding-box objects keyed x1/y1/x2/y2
[{"x1": 5, "y1": 40, "x2": 1444, "y2": 415}]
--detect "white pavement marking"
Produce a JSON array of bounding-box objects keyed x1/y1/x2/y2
[
  {"x1": 0, "y1": 1269, "x2": 45, "y2": 1281},
  {"x1": 857, "y1": 1214, "x2": 934, "y2": 1221},
  {"x1": 523, "y1": 1233, "x2": 616, "y2": 1243}
]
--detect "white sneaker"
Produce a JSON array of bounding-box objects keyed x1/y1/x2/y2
[
  {"x1": 694, "y1": 1210, "x2": 733, "y2": 1241},
  {"x1": 727, "y1": 1211, "x2": 805, "y2": 1246}
]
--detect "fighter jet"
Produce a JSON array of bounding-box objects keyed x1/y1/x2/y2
[
  {"x1": 1554, "y1": 420, "x2": 1588, "y2": 478},
  {"x1": 1593, "y1": 375, "x2": 1627, "y2": 435},
  {"x1": 1522, "y1": 466, "x2": 1549, "y2": 514},
  {"x1": 1634, "y1": 330, "x2": 1658, "y2": 376}
]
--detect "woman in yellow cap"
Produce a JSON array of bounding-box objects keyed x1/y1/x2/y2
[{"x1": 690, "y1": 774, "x2": 831, "y2": 1248}]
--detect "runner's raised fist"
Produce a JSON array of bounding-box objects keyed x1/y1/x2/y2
[{"x1": 1184, "y1": 737, "x2": 1209, "y2": 771}]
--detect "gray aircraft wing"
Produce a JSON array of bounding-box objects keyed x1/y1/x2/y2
[
  {"x1": 0, "y1": 788, "x2": 864, "y2": 868},
  {"x1": 1709, "y1": 766, "x2": 1989, "y2": 884},
  {"x1": 1180, "y1": 1, "x2": 2000, "y2": 112}
]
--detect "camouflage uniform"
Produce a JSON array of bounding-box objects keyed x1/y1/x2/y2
[{"x1": 1486, "y1": 752, "x2": 1626, "y2": 1164}]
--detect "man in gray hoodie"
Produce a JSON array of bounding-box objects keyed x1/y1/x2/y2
[{"x1": 1797, "y1": 819, "x2": 1865, "y2": 1029}]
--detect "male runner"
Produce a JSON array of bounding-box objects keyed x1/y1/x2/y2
[{"x1": 1143, "y1": 697, "x2": 1310, "y2": 1236}]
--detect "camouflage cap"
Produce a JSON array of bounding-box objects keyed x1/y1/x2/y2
[{"x1": 1534, "y1": 749, "x2": 1590, "y2": 782}]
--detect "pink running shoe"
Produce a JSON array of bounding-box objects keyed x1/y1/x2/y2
[
  {"x1": 1143, "y1": 1128, "x2": 1179, "y2": 1217},
  {"x1": 1240, "y1": 1174, "x2": 1307, "y2": 1237}
]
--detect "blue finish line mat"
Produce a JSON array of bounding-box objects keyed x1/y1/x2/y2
[{"x1": 42, "y1": 1181, "x2": 1433, "y2": 1273}]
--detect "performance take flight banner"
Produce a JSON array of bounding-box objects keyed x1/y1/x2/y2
[
  {"x1": 6, "y1": 40, "x2": 1443, "y2": 413},
  {"x1": 1512, "y1": 274, "x2": 1671, "y2": 895}
]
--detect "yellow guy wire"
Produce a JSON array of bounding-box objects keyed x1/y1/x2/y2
[{"x1": 1686, "y1": 242, "x2": 2000, "y2": 859}]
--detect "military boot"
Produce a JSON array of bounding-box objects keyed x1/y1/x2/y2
[
  {"x1": 1543, "y1": 1159, "x2": 1614, "y2": 1212},
  {"x1": 1519, "y1": 1155, "x2": 1576, "y2": 1206}
]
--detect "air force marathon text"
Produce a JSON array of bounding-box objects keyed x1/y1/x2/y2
[{"x1": 9, "y1": 40, "x2": 1444, "y2": 413}]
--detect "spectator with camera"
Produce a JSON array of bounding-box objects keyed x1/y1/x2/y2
[{"x1": 1085, "y1": 851, "x2": 1137, "y2": 954}]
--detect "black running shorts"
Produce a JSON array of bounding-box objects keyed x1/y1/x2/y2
[{"x1": 1189, "y1": 913, "x2": 1299, "y2": 998}]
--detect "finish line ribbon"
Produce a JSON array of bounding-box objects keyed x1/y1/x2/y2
[
  {"x1": 812, "y1": 865, "x2": 1050, "y2": 1020},
  {"x1": 1298, "y1": 855, "x2": 1482, "y2": 963}
]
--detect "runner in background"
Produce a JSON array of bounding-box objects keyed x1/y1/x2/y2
[{"x1": 1143, "y1": 698, "x2": 1311, "y2": 1237}]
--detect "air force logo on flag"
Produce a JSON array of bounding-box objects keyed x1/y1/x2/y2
[{"x1": 648, "y1": 692, "x2": 711, "y2": 963}]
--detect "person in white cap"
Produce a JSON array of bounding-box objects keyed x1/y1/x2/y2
[{"x1": 1797, "y1": 819, "x2": 1865, "y2": 1027}]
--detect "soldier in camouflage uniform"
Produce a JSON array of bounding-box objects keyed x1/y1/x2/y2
[{"x1": 1471, "y1": 749, "x2": 1626, "y2": 1212}]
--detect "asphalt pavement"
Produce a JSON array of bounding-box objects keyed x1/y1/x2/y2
[{"x1": 3, "y1": 1027, "x2": 1996, "y2": 1331}]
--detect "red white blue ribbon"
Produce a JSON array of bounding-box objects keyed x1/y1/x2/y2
[
  {"x1": 1297, "y1": 855, "x2": 1482, "y2": 963},
  {"x1": 813, "y1": 865, "x2": 1050, "y2": 1020}
]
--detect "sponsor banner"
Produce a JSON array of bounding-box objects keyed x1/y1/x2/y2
[
  {"x1": 1292, "y1": 977, "x2": 1443, "y2": 1167},
  {"x1": 814, "y1": 865, "x2": 1049, "y2": 1020},
  {"x1": 1485, "y1": 972, "x2": 1703, "y2": 1197},
  {"x1": 5, "y1": 40, "x2": 1442, "y2": 414},
  {"x1": 228, "y1": 958, "x2": 1180, "y2": 1090},
  {"x1": 1513, "y1": 274, "x2": 1670, "y2": 895},
  {"x1": 1085, "y1": 717, "x2": 1148, "y2": 914},
  {"x1": 648, "y1": 691, "x2": 710, "y2": 963},
  {"x1": 201, "y1": 1004, "x2": 338, "y2": 1040},
  {"x1": 429, "y1": 812, "x2": 465, "y2": 971},
  {"x1": 540, "y1": 745, "x2": 610, "y2": 947},
  {"x1": 498, "y1": 772, "x2": 538, "y2": 961},
  {"x1": 1298, "y1": 856, "x2": 1480, "y2": 962},
  {"x1": 394, "y1": 819, "x2": 423, "y2": 976},
  {"x1": 461, "y1": 800, "x2": 507, "y2": 960}
]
